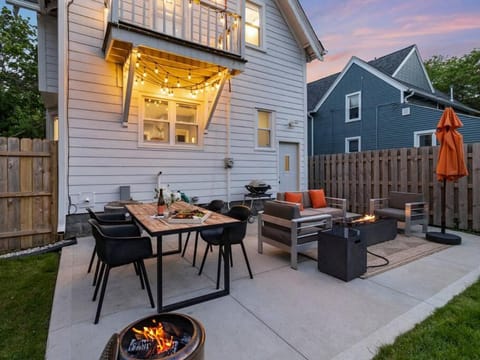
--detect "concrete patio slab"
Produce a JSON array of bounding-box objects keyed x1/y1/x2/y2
[{"x1": 46, "y1": 224, "x2": 480, "y2": 360}]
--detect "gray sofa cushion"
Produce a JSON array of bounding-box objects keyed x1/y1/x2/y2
[
  {"x1": 388, "y1": 191, "x2": 423, "y2": 209},
  {"x1": 301, "y1": 207, "x2": 344, "y2": 219},
  {"x1": 263, "y1": 200, "x2": 301, "y2": 220}
]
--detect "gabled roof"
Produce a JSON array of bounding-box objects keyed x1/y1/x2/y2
[
  {"x1": 368, "y1": 45, "x2": 415, "y2": 76},
  {"x1": 308, "y1": 44, "x2": 479, "y2": 115},
  {"x1": 274, "y1": 0, "x2": 326, "y2": 62}
]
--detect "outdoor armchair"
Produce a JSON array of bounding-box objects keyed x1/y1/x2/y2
[
  {"x1": 258, "y1": 200, "x2": 332, "y2": 270},
  {"x1": 369, "y1": 191, "x2": 428, "y2": 236}
]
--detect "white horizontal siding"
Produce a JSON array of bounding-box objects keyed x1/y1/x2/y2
[{"x1": 65, "y1": 0, "x2": 309, "y2": 210}]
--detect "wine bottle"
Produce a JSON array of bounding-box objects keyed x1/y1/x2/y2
[{"x1": 157, "y1": 188, "x2": 166, "y2": 216}]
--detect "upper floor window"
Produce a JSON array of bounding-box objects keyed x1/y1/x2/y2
[
  {"x1": 414, "y1": 130, "x2": 437, "y2": 147},
  {"x1": 257, "y1": 109, "x2": 273, "y2": 148},
  {"x1": 346, "y1": 91, "x2": 361, "y2": 122},
  {"x1": 245, "y1": 1, "x2": 262, "y2": 47},
  {"x1": 141, "y1": 97, "x2": 199, "y2": 146},
  {"x1": 345, "y1": 136, "x2": 361, "y2": 153}
]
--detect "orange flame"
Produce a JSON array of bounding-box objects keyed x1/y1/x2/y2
[
  {"x1": 351, "y1": 214, "x2": 376, "y2": 223},
  {"x1": 132, "y1": 320, "x2": 174, "y2": 354}
]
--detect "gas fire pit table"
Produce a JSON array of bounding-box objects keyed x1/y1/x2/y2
[{"x1": 344, "y1": 216, "x2": 398, "y2": 246}]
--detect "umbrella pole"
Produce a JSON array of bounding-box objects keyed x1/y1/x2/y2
[{"x1": 441, "y1": 178, "x2": 446, "y2": 234}]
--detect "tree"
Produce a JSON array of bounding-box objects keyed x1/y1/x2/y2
[
  {"x1": 0, "y1": 6, "x2": 45, "y2": 138},
  {"x1": 424, "y1": 49, "x2": 480, "y2": 111}
]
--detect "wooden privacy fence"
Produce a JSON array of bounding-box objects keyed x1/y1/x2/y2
[
  {"x1": 309, "y1": 143, "x2": 480, "y2": 232},
  {"x1": 0, "y1": 137, "x2": 58, "y2": 254}
]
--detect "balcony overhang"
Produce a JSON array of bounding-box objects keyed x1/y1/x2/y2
[{"x1": 103, "y1": 22, "x2": 246, "y2": 75}]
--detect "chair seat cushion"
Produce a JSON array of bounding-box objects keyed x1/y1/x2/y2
[{"x1": 199, "y1": 228, "x2": 224, "y2": 244}]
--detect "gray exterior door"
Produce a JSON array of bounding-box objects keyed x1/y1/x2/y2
[{"x1": 279, "y1": 142, "x2": 299, "y2": 192}]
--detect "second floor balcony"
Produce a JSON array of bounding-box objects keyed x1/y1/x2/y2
[{"x1": 103, "y1": 0, "x2": 245, "y2": 73}]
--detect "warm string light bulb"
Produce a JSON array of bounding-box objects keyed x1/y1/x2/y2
[
  {"x1": 154, "y1": 63, "x2": 159, "y2": 74},
  {"x1": 188, "y1": 69, "x2": 191, "y2": 80}
]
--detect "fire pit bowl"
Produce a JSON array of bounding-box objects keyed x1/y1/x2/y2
[{"x1": 117, "y1": 313, "x2": 205, "y2": 360}]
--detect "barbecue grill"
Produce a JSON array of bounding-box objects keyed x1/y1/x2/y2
[{"x1": 245, "y1": 180, "x2": 271, "y2": 194}]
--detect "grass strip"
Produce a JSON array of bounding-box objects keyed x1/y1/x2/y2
[
  {"x1": 0, "y1": 252, "x2": 59, "y2": 360},
  {"x1": 373, "y1": 277, "x2": 480, "y2": 359}
]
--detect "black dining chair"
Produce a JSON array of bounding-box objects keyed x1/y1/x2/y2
[
  {"x1": 88, "y1": 219, "x2": 155, "y2": 324},
  {"x1": 181, "y1": 199, "x2": 225, "y2": 267},
  {"x1": 198, "y1": 205, "x2": 253, "y2": 289},
  {"x1": 86, "y1": 207, "x2": 139, "y2": 282}
]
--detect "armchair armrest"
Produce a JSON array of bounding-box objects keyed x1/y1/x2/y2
[
  {"x1": 369, "y1": 197, "x2": 388, "y2": 215},
  {"x1": 325, "y1": 197, "x2": 347, "y2": 215},
  {"x1": 291, "y1": 214, "x2": 332, "y2": 234},
  {"x1": 405, "y1": 201, "x2": 428, "y2": 219}
]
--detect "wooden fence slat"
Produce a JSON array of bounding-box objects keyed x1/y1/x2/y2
[
  {"x1": 472, "y1": 143, "x2": 480, "y2": 231},
  {"x1": 20, "y1": 138, "x2": 34, "y2": 249},
  {"x1": 0, "y1": 138, "x2": 7, "y2": 253}
]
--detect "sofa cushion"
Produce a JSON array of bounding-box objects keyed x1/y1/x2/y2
[
  {"x1": 263, "y1": 200, "x2": 301, "y2": 220},
  {"x1": 374, "y1": 208, "x2": 406, "y2": 221},
  {"x1": 388, "y1": 191, "x2": 423, "y2": 209},
  {"x1": 285, "y1": 192, "x2": 304, "y2": 211},
  {"x1": 301, "y1": 207, "x2": 344, "y2": 219},
  {"x1": 309, "y1": 189, "x2": 327, "y2": 208}
]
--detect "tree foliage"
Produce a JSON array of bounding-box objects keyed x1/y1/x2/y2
[
  {"x1": 0, "y1": 6, "x2": 45, "y2": 138},
  {"x1": 424, "y1": 49, "x2": 480, "y2": 111}
]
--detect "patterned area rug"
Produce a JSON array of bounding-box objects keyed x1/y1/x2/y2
[{"x1": 361, "y1": 234, "x2": 451, "y2": 278}]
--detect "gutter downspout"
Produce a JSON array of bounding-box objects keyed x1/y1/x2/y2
[
  {"x1": 404, "y1": 90, "x2": 415, "y2": 103},
  {"x1": 307, "y1": 112, "x2": 314, "y2": 156},
  {"x1": 57, "y1": 0, "x2": 74, "y2": 232}
]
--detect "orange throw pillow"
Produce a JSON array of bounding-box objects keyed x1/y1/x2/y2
[
  {"x1": 309, "y1": 189, "x2": 327, "y2": 208},
  {"x1": 284, "y1": 192, "x2": 304, "y2": 211}
]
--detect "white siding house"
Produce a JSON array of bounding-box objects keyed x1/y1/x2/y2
[{"x1": 8, "y1": 0, "x2": 325, "y2": 233}]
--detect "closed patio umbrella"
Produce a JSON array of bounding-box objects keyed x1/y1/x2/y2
[{"x1": 426, "y1": 107, "x2": 468, "y2": 245}]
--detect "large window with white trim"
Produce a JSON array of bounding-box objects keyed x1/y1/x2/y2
[
  {"x1": 345, "y1": 136, "x2": 361, "y2": 153},
  {"x1": 345, "y1": 91, "x2": 361, "y2": 122},
  {"x1": 414, "y1": 130, "x2": 437, "y2": 147},
  {"x1": 141, "y1": 97, "x2": 199, "y2": 146},
  {"x1": 245, "y1": 1, "x2": 262, "y2": 47}
]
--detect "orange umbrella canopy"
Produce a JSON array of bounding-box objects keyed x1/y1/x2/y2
[{"x1": 435, "y1": 107, "x2": 468, "y2": 181}]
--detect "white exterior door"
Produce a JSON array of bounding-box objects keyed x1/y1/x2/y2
[{"x1": 279, "y1": 142, "x2": 299, "y2": 192}]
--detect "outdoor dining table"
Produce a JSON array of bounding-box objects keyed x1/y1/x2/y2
[{"x1": 126, "y1": 201, "x2": 239, "y2": 313}]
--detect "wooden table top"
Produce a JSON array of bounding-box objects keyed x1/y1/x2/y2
[{"x1": 126, "y1": 201, "x2": 239, "y2": 236}]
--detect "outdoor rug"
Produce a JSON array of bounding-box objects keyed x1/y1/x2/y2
[{"x1": 361, "y1": 234, "x2": 451, "y2": 278}]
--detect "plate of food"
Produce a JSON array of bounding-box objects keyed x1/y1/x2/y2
[{"x1": 166, "y1": 209, "x2": 211, "y2": 224}]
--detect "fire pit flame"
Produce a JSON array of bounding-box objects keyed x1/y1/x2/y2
[
  {"x1": 351, "y1": 214, "x2": 376, "y2": 224},
  {"x1": 131, "y1": 320, "x2": 174, "y2": 355}
]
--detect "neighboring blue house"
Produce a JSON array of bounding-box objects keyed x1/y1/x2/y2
[{"x1": 307, "y1": 45, "x2": 480, "y2": 155}]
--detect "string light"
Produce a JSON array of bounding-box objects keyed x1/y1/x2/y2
[
  {"x1": 143, "y1": 66, "x2": 147, "y2": 78},
  {"x1": 188, "y1": 69, "x2": 191, "y2": 80},
  {"x1": 154, "y1": 63, "x2": 159, "y2": 74}
]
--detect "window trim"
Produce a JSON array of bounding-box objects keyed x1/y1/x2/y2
[
  {"x1": 345, "y1": 136, "x2": 361, "y2": 153},
  {"x1": 414, "y1": 129, "x2": 437, "y2": 147},
  {"x1": 245, "y1": 0, "x2": 266, "y2": 51},
  {"x1": 345, "y1": 91, "x2": 361, "y2": 122},
  {"x1": 138, "y1": 95, "x2": 203, "y2": 149},
  {"x1": 255, "y1": 108, "x2": 275, "y2": 151}
]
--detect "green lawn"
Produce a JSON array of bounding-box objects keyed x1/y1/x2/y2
[
  {"x1": 373, "y1": 277, "x2": 480, "y2": 359},
  {"x1": 0, "y1": 252, "x2": 59, "y2": 360}
]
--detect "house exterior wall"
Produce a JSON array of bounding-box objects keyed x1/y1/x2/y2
[
  {"x1": 311, "y1": 64, "x2": 401, "y2": 154},
  {"x1": 394, "y1": 52, "x2": 430, "y2": 91},
  {"x1": 37, "y1": 14, "x2": 58, "y2": 95},
  {"x1": 62, "y1": 0, "x2": 307, "y2": 212}
]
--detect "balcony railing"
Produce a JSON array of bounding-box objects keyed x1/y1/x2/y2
[{"x1": 106, "y1": 0, "x2": 243, "y2": 57}]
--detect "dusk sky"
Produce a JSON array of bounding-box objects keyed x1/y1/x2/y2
[
  {"x1": 300, "y1": 0, "x2": 480, "y2": 82},
  {"x1": 2, "y1": 0, "x2": 479, "y2": 83}
]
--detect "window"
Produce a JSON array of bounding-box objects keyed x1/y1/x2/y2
[
  {"x1": 345, "y1": 91, "x2": 361, "y2": 122},
  {"x1": 414, "y1": 130, "x2": 437, "y2": 147},
  {"x1": 245, "y1": 1, "x2": 262, "y2": 47},
  {"x1": 345, "y1": 136, "x2": 361, "y2": 153},
  {"x1": 257, "y1": 110, "x2": 273, "y2": 148},
  {"x1": 142, "y1": 97, "x2": 199, "y2": 146}
]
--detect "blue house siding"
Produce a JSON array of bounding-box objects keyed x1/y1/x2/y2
[
  {"x1": 311, "y1": 64, "x2": 401, "y2": 154},
  {"x1": 395, "y1": 53, "x2": 431, "y2": 91}
]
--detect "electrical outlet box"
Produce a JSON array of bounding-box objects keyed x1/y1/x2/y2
[{"x1": 78, "y1": 192, "x2": 95, "y2": 208}]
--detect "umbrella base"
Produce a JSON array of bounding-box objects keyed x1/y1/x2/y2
[{"x1": 426, "y1": 231, "x2": 461, "y2": 245}]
